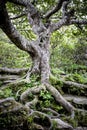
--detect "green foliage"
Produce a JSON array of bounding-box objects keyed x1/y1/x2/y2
[
  {"x1": 0, "y1": 41, "x2": 31, "y2": 68},
  {"x1": 40, "y1": 90, "x2": 53, "y2": 100},
  {"x1": 63, "y1": 64, "x2": 87, "y2": 73},
  {"x1": 0, "y1": 89, "x2": 14, "y2": 99},
  {"x1": 0, "y1": 0, "x2": 87, "y2": 129},
  {"x1": 0, "y1": 109, "x2": 28, "y2": 129},
  {"x1": 50, "y1": 24, "x2": 87, "y2": 70},
  {"x1": 65, "y1": 72, "x2": 87, "y2": 84}
]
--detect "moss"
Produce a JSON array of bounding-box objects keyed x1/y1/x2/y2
[
  {"x1": 50, "y1": 74, "x2": 59, "y2": 84},
  {"x1": 61, "y1": 110, "x2": 87, "y2": 128},
  {"x1": 0, "y1": 109, "x2": 28, "y2": 129},
  {"x1": 0, "y1": 41, "x2": 31, "y2": 68},
  {"x1": 49, "y1": 74, "x2": 64, "y2": 94},
  {"x1": 52, "y1": 120, "x2": 58, "y2": 130},
  {"x1": 75, "y1": 110, "x2": 87, "y2": 126}
]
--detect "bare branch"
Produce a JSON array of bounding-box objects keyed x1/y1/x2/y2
[
  {"x1": 8, "y1": 0, "x2": 30, "y2": 7},
  {"x1": 8, "y1": 0, "x2": 39, "y2": 18},
  {"x1": 7, "y1": 0, "x2": 45, "y2": 35},
  {"x1": 0, "y1": 4, "x2": 41, "y2": 56},
  {"x1": 70, "y1": 19, "x2": 87, "y2": 25},
  {"x1": 62, "y1": 0, "x2": 69, "y2": 17},
  {"x1": 49, "y1": 16, "x2": 69, "y2": 33},
  {"x1": 44, "y1": 0, "x2": 68, "y2": 19},
  {"x1": 10, "y1": 13, "x2": 26, "y2": 20},
  {"x1": 49, "y1": 18, "x2": 87, "y2": 33}
]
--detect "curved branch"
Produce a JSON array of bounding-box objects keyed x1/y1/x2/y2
[
  {"x1": 8, "y1": 0, "x2": 30, "y2": 7},
  {"x1": 0, "y1": 4, "x2": 41, "y2": 56},
  {"x1": 8, "y1": 0, "x2": 45, "y2": 37},
  {"x1": 50, "y1": 18, "x2": 87, "y2": 33},
  {"x1": 44, "y1": 0, "x2": 68, "y2": 19},
  {"x1": 62, "y1": 0, "x2": 69, "y2": 17},
  {"x1": 49, "y1": 16, "x2": 68, "y2": 33}
]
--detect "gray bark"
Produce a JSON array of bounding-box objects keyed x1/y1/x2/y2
[
  {"x1": 0, "y1": 0, "x2": 87, "y2": 119},
  {"x1": 0, "y1": 68, "x2": 28, "y2": 74},
  {"x1": 64, "y1": 95, "x2": 87, "y2": 105}
]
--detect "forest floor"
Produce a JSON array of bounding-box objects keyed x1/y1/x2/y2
[{"x1": 0, "y1": 66, "x2": 87, "y2": 130}]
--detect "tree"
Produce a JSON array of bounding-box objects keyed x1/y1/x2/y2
[{"x1": 0, "y1": 0, "x2": 87, "y2": 122}]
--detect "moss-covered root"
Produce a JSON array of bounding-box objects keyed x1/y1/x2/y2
[
  {"x1": 51, "y1": 118, "x2": 73, "y2": 130},
  {"x1": 27, "y1": 111, "x2": 52, "y2": 130},
  {"x1": 45, "y1": 83, "x2": 75, "y2": 117},
  {"x1": 0, "y1": 97, "x2": 30, "y2": 130}
]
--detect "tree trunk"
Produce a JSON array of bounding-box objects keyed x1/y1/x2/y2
[
  {"x1": 26, "y1": 33, "x2": 50, "y2": 84},
  {"x1": 40, "y1": 44, "x2": 50, "y2": 83}
]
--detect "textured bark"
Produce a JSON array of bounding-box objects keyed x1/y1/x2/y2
[
  {"x1": 0, "y1": 1, "x2": 87, "y2": 129},
  {"x1": 51, "y1": 118, "x2": 73, "y2": 130},
  {"x1": 0, "y1": 75, "x2": 20, "y2": 80},
  {"x1": 63, "y1": 81, "x2": 87, "y2": 89},
  {"x1": 20, "y1": 85, "x2": 46, "y2": 103},
  {"x1": 44, "y1": 0, "x2": 66, "y2": 19},
  {"x1": 64, "y1": 95, "x2": 87, "y2": 105},
  {"x1": 46, "y1": 83, "x2": 75, "y2": 116},
  {"x1": 0, "y1": 68, "x2": 28, "y2": 74},
  {"x1": 40, "y1": 43, "x2": 50, "y2": 83}
]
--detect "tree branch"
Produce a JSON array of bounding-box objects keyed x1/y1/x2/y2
[
  {"x1": 8, "y1": 0, "x2": 39, "y2": 18},
  {"x1": 8, "y1": 0, "x2": 30, "y2": 7},
  {"x1": 70, "y1": 19, "x2": 87, "y2": 25},
  {"x1": 10, "y1": 13, "x2": 26, "y2": 20},
  {"x1": 49, "y1": 17, "x2": 87, "y2": 33},
  {"x1": 49, "y1": 16, "x2": 69, "y2": 33},
  {"x1": 62, "y1": 0, "x2": 69, "y2": 17},
  {"x1": 0, "y1": 4, "x2": 41, "y2": 56},
  {"x1": 7, "y1": 0, "x2": 45, "y2": 35},
  {"x1": 43, "y1": 0, "x2": 68, "y2": 19}
]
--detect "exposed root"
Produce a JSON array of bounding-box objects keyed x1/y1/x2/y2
[
  {"x1": 74, "y1": 127, "x2": 87, "y2": 130},
  {"x1": 32, "y1": 123, "x2": 44, "y2": 130},
  {"x1": 28, "y1": 110, "x2": 52, "y2": 130},
  {"x1": 45, "y1": 83, "x2": 75, "y2": 117},
  {"x1": 51, "y1": 118, "x2": 73, "y2": 130},
  {"x1": 1, "y1": 72, "x2": 86, "y2": 129},
  {"x1": 20, "y1": 81, "x2": 75, "y2": 117},
  {"x1": 0, "y1": 97, "x2": 30, "y2": 114},
  {"x1": 25, "y1": 68, "x2": 31, "y2": 82},
  {"x1": 0, "y1": 67, "x2": 28, "y2": 74},
  {"x1": 64, "y1": 94, "x2": 87, "y2": 105},
  {"x1": 63, "y1": 81, "x2": 87, "y2": 89},
  {"x1": 0, "y1": 78, "x2": 28, "y2": 90},
  {"x1": 20, "y1": 84, "x2": 46, "y2": 103},
  {"x1": 25, "y1": 65, "x2": 40, "y2": 83},
  {"x1": 0, "y1": 75, "x2": 20, "y2": 81},
  {"x1": 25, "y1": 96, "x2": 38, "y2": 108},
  {"x1": 42, "y1": 108, "x2": 60, "y2": 118}
]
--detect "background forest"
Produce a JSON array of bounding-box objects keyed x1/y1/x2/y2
[{"x1": 0, "y1": 0, "x2": 87, "y2": 130}]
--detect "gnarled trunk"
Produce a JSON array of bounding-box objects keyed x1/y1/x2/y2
[{"x1": 27, "y1": 36, "x2": 50, "y2": 84}]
